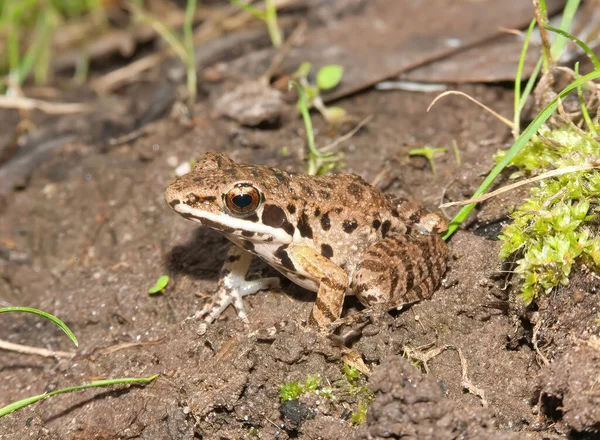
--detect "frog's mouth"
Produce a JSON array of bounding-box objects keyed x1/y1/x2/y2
[{"x1": 169, "y1": 201, "x2": 293, "y2": 245}]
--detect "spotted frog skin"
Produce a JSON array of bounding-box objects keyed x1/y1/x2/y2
[{"x1": 165, "y1": 152, "x2": 449, "y2": 329}]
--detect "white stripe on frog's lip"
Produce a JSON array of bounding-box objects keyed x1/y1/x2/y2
[{"x1": 173, "y1": 202, "x2": 293, "y2": 244}]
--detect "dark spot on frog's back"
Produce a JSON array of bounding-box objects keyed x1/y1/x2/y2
[
  {"x1": 372, "y1": 219, "x2": 381, "y2": 230},
  {"x1": 275, "y1": 245, "x2": 295, "y2": 271},
  {"x1": 297, "y1": 212, "x2": 313, "y2": 238},
  {"x1": 347, "y1": 182, "x2": 364, "y2": 197},
  {"x1": 168, "y1": 199, "x2": 180, "y2": 208},
  {"x1": 320, "y1": 214, "x2": 331, "y2": 231},
  {"x1": 242, "y1": 230, "x2": 255, "y2": 237},
  {"x1": 381, "y1": 220, "x2": 391, "y2": 238},
  {"x1": 343, "y1": 220, "x2": 358, "y2": 234},
  {"x1": 321, "y1": 244, "x2": 334, "y2": 258},
  {"x1": 287, "y1": 204, "x2": 296, "y2": 214}
]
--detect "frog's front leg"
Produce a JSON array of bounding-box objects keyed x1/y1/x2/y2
[
  {"x1": 196, "y1": 245, "x2": 280, "y2": 324},
  {"x1": 288, "y1": 245, "x2": 349, "y2": 329}
]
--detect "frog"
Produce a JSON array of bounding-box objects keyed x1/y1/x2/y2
[{"x1": 164, "y1": 152, "x2": 449, "y2": 330}]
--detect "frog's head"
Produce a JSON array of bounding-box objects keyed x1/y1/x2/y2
[{"x1": 165, "y1": 152, "x2": 295, "y2": 245}]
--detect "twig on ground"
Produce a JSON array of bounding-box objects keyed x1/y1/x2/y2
[
  {"x1": 0, "y1": 96, "x2": 92, "y2": 114},
  {"x1": 439, "y1": 162, "x2": 600, "y2": 208},
  {"x1": 321, "y1": 115, "x2": 373, "y2": 152},
  {"x1": 458, "y1": 347, "x2": 488, "y2": 407},
  {"x1": 0, "y1": 339, "x2": 75, "y2": 359},
  {"x1": 427, "y1": 91, "x2": 514, "y2": 129},
  {"x1": 532, "y1": 319, "x2": 549, "y2": 366},
  {"x1": 262, "y1": 20, "x2": 307, "y2": 84}
]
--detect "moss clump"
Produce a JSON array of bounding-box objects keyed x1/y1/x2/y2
[
  {"x1": 341, "y1": 365, "x2": 374, "y2": 425},
  {"x1": 497, "y1": 124, "x2": 600, "y2": 304},
  {"x1": 279, "y1": 374, "x2": 321, "y2": 401}
]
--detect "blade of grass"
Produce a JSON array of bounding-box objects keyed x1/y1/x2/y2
[
  {"x1": 442, "y1": 69, "x2": 600, "y2": 240},
  {"x1": 184, "y1": 0, "x2": 198, "y2": 106},
  {"x1": 264, "y1": 0, "x2": 282, "y2": 48},
  {"x1": 544, "y1": 24, "x2": 600, "y2": 69},
  {"x1": 514, "y1": 18, "x2": 537, "y2": 137},
  {"x1": 0, "y1": 375, "x2": 158, "y2": 417},
  {"x1": 549, "y1": 0, "x2": 581, "y2": 61},
  {"x1": 0, "y1": 306, "x2": 78, "y2": 346},
  {"x1": 518, "y1": 56, "x2": 543, "y2": 113},
  {"x1": 574, "y1": 63, "x2": 598, "y2": 136},
  {"x1": 229, "y1": 0, "x2": 265, "y2": 19}
]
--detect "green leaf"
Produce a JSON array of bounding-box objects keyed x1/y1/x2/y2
[
  {"x1": 0, "y1": 306, "x2": 78, "y2": 347},
  {"x1": 0, "y1": 375, "x2": 158, "y2": 418},
  {"x1": 148, "y1": 275, "x2": 169, "y2": 295},
  {"x1": 317, "y1": 65, "x2": 344, "y2": 90}
]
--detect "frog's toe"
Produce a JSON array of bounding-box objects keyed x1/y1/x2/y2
[{"x1": 196, "y1": 276, "x2": 281, "y2": 324}]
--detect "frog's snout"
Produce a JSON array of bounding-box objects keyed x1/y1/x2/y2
[{"x1": 164, "y1": 181, "x2": 184, "y2": 210}]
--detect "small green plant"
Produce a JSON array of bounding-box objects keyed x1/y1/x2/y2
[
  {"x1": 128, "y1": 1, "x2": 197, "y2": 107},
  {"x1": 229, "y1": 0, "x2": 281, "y2": 48},
  {"x1": 0, "y1": 306, "x2": 157, "y2": 417},
  {"x1": 293, "y1": 62, "x2": 348, "y2": 125},
  {"x1": 408, "y1": 146, "x2": 447, "y2": 176},
  {"x1": 280, "y1": 374, "x2": 321, "y2": 401},
  {"x1": 0, "y1": 0, "x2": 108, "y2": 91},
  {"x1": 289, "y1": 80, "x2": 343, "y2": 175},
  {"x1": 148, "y1": 275, "x2": 170, "y2": 295},
  {"x1": 498, "y1": 125, "x2": 600, "y2": 304},
  {"x1": 439, "y1": 0, "x2": 596, "y2": 240},
  {"x1": 340, "y1": 365, "x2": 374, "y2": 425}
]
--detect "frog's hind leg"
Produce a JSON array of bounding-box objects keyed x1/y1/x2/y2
[
  {"x1": 196, "y1": 245, "x2": 280, "y2": 324},
  {"x1": 352, "y1": 234, "x2": 448, "y2": 309},
  {"x1": 287, "y1": 245, "x2": 349, "y2": 330}
]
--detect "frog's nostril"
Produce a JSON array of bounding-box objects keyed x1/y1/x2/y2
[{"x1": 187, "y1": 193, "x2": 200, "y2": 204}]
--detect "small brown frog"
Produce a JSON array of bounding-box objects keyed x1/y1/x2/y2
[{"x1": 165, "y1": 152, "x2": 448, "y2": 329}]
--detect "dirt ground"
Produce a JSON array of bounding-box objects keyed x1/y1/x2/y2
[{"x1": 1, "y1": 1, "x2": 600, "y2": 439}]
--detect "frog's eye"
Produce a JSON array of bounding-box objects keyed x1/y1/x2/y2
[{"x1": 224, "y1": 183, "x2": 261, "y2": 217}]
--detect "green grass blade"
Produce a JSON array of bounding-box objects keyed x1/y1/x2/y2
[
  {"x1": 0, "y1": 375, "x2": 158, "y2": 418},
  {"x1": 289, "y1": 80, "x2": 319, "y2": 175},
  {"x1": 442, "y1": 69, "x2": 600, "y2": 240},
  {"x1": 575, "y1": 63, "x2": 597, "y2": 136},
  {"x1": 183, "y1": 0, "x2": 197, "y2": 105},
  {"x1": 544, "y1": 24, "x2": 600, "y2": 69},
  {"x1": 518, "y1": 56, "x2": 543, "y2": 113},
  {"x1": 550, "y1": 0, "x2": 581, "y2": 61},
  {"x1": 0, "y1": 306, "x2": 78, "y2": 347},
  {"x1": 229, "y1": 0, "x2": 265, "y2": 20},
  {"x1": 514, "y1": 18, "x2": 537, "y2": 136}
]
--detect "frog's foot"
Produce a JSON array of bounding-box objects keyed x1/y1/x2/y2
[
  {"x1": 196, "y1": 274, "x2": 280, "y2": 324},
  {"x1": 195, "y1": 245, "x2": 280, "y2": 324}
]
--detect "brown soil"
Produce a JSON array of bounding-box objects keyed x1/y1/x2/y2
[{"x1": 1, "y1": 1, "x2": 599, "y2": 439}]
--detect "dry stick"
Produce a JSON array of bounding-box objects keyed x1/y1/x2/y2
[
  {"x1": 321, "y1": 115, "x2": 374, "y2": 152},
  {"x1": 427, "y1": 91, "x2": 514, "y2": 129},
  {"x1": 439, "y1": 162, "x2": 600, "y2": 208},
  {"x1": 0, "y1": 339, "x2": 75, "y2": 359},
  {"x1": 261, "y1": 20, "x2": 308, "y2": 84},
  {"x1": 0, "y1": 95, "x2": 92, "y2": 114},
  {"x1": 556, "y1": 96, "x2": 592, "y2": 139},
  {"x1": 458, "y1": 348, "x2": 488, "y2": 407},
  {"x1": 532, "y1": 319, "x2": 549, "y2": 366},
  {"x1": 533, "y1": 0, "x2": 553, "y2": 67}
]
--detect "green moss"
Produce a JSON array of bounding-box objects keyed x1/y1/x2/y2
[
  {"x1": 497, "y1": 124, "x2": 600, "y2": 304},
  {"x1": 351, "y1": 402, "x2": 368, "y2": 425},
  {"x1": 279, "y1": 374, "x2": 321, "y2": 401}
]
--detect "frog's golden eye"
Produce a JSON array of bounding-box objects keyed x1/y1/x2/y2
[{"x1": 224, "y1": 183, "x2": 261, "y2": 217}]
